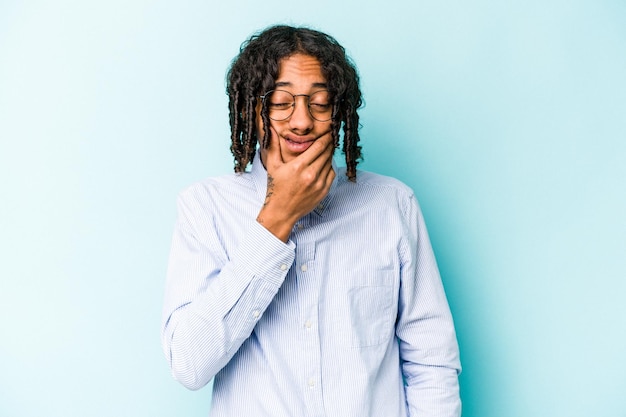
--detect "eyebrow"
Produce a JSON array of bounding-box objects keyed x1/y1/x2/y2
[{"x1": 274, "y1": 81, "x2": 328, "y2": 89}]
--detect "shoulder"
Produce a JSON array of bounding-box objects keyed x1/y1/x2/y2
[
  {"x1": 336, "y1": 167, "x2": 415, "y2": 199},
  {"x1": 178, "y1": 172, "x2": 254, "y2": 201},
  {"x1": 355, "y1": 169, "x2": 413, "y2": 194},
  {"x1": 175, "y1": 171, "x2": 258, "y2": 219},
  {"x1": 333, "y1": 167, "x2": 417, "y2": 215}
]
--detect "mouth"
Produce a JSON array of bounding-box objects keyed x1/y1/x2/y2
[
  {"x1": 282, "y1": 135, "x2": 317, "y2": 153},
  {"x1": 285, "y1": 137, "x2": 316, "y2": 145}
]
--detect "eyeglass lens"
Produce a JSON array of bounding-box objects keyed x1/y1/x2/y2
[{"x1": 264, "y1": 90, "x2": 332, "y2": 122}]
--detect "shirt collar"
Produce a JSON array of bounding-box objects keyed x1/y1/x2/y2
[{"x1": 250, "y1": 149, "x2": 339, "y2": 217}]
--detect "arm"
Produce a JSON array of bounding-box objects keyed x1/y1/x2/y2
[
  {"x1": 161, "y1": 190, "x2": 295, "y2": 390},
  {"x1": 161, "y1": 132, "x2": 335, "y2": 390},
  {"x1": 397, "y1": 195, "x2": 462, "y2": 417}
]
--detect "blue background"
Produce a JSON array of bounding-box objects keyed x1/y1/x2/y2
[{"x1": 1, "y1": 1, "x2": 625, "y2": 416}]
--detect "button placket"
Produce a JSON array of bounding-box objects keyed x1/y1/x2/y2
[{"x1": 292, "y1": 225, "x2": 323, "y2": 411}]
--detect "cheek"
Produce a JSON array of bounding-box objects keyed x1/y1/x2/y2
[{"x1": 318, "y1": 123, "x2": 333, "y2": 139}]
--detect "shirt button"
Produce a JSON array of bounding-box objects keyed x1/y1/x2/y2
[
  {"x1": 308, "y1": 378, "x2": 315, "y2": 388},
  {"x1": 305, "y1": 320, "x2": 312, "y2": 329},
  {"x1": 252, "y1": 310, "x2": 260, "y2": 319},
  {"x1": 317, "y1": 203, "x2": 324, "y2": 210},
  {"x1": 280, "y1": 264, "x2": 287, "y2": 271},
  {"x1": 297, "y1": 223, "x2": 304, "y2": 230},
  {"x1": 300, "y1": 264, "x2": 308, "y2": 272}
]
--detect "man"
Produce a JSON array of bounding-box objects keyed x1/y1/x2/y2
[{"x1": 162, "y1": 25, "x2": 461, "y2": 416}]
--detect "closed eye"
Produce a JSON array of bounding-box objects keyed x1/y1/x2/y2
[
  {"x1": 310, "y1": 103, "x2": 331, "y2": 110},
  {"x1": 269, "y1": 102, "x2": 292, "y2": 109}
]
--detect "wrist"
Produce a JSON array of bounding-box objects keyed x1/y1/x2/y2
[{"x1": 256, "y1": 206, "x2": 298, "y2": 243}]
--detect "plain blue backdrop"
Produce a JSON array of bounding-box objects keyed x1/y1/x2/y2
[{"x1": 1, "y1": 1, "x2": 625, "y2": 416}]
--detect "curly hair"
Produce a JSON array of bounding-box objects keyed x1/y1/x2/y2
[{"x1": 226, "y1": 25, "x2": 363, "y2": 181}]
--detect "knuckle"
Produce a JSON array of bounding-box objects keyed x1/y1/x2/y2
[
  {"x1": 301, "y1": 170, "x2": 317, "y2": 185},
  {"x1": 291, "y1": 160, "x2": 304, "y2": 172}
]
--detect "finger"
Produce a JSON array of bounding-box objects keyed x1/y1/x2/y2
[
  {"x1": 315, "y1": 161, "x2": 335, "y2": 197},
  {"x1": 317, "y1": 155, "x2": 335, "y2": 183},
  {"x1": 295, "y1": 133, "x2": 334, "y2": 166},
  {"x1": 306, "y1": 136, "x2": 335, "y2": 172},
  {"x1": 325, "y1": 165, "x2": 336, "y2": 187},
  {"x1": 301, "y1": 148, "x2": 334, "y2": 194}
]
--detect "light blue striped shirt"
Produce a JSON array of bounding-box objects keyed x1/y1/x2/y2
[{"x1": 162, "y1": 151, "x2": 461, "y2": 416}]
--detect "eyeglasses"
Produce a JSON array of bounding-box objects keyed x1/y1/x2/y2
[{"x1": 259, "y1": 89, "x2": 333, "y2": 122}]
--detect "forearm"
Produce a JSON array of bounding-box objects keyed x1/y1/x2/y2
[
  {"x1": 403, "y1": 362, "x2": 461, "y2": 417},
  {"x1": 399, "y1": 312, "x2": 461, "y2": 416},
  {"x1": 162, "y1": 219, "x2": 294, "y2": 390}
]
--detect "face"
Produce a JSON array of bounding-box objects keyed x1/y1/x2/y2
[{"x1": 257, "y1": 53, "x2": 332, "y2": 165}]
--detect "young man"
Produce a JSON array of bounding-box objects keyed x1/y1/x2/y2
[{"x1": 162, "y1": 25, "x2": 461, "y2": 416}]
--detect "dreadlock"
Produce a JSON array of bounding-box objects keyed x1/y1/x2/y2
[{"x1": 226, "y1": 25, "x2": 363, "y2": 181}]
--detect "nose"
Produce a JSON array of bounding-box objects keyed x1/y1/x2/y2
[{"x1": 288, "y1": 96, "x2": 315, "y2": 132}]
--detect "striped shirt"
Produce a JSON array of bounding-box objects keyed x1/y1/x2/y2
[{"x1": 162, "y1": 151, "x2": 461, "y2": 416}]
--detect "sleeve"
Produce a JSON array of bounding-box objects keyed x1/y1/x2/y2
[
  {"x1": 396, "y1": 194, "x2": 462, "y2": 417},
  {"x1": 160, "y1": 189, "x2": 295, "y2": 390}
]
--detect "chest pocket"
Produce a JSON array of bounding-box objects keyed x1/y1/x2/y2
[{"x1": 334, "y1": 269, "x2": 396, "y2": 348}]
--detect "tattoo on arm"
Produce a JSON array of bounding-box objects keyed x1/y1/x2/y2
[{"x1": 263, "y1": 175, "x2": 275, "y2": 208}]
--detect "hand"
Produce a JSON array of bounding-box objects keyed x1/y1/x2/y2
[{"x1": 256, "y1": 128, "x2": 335, "y2": 242}]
